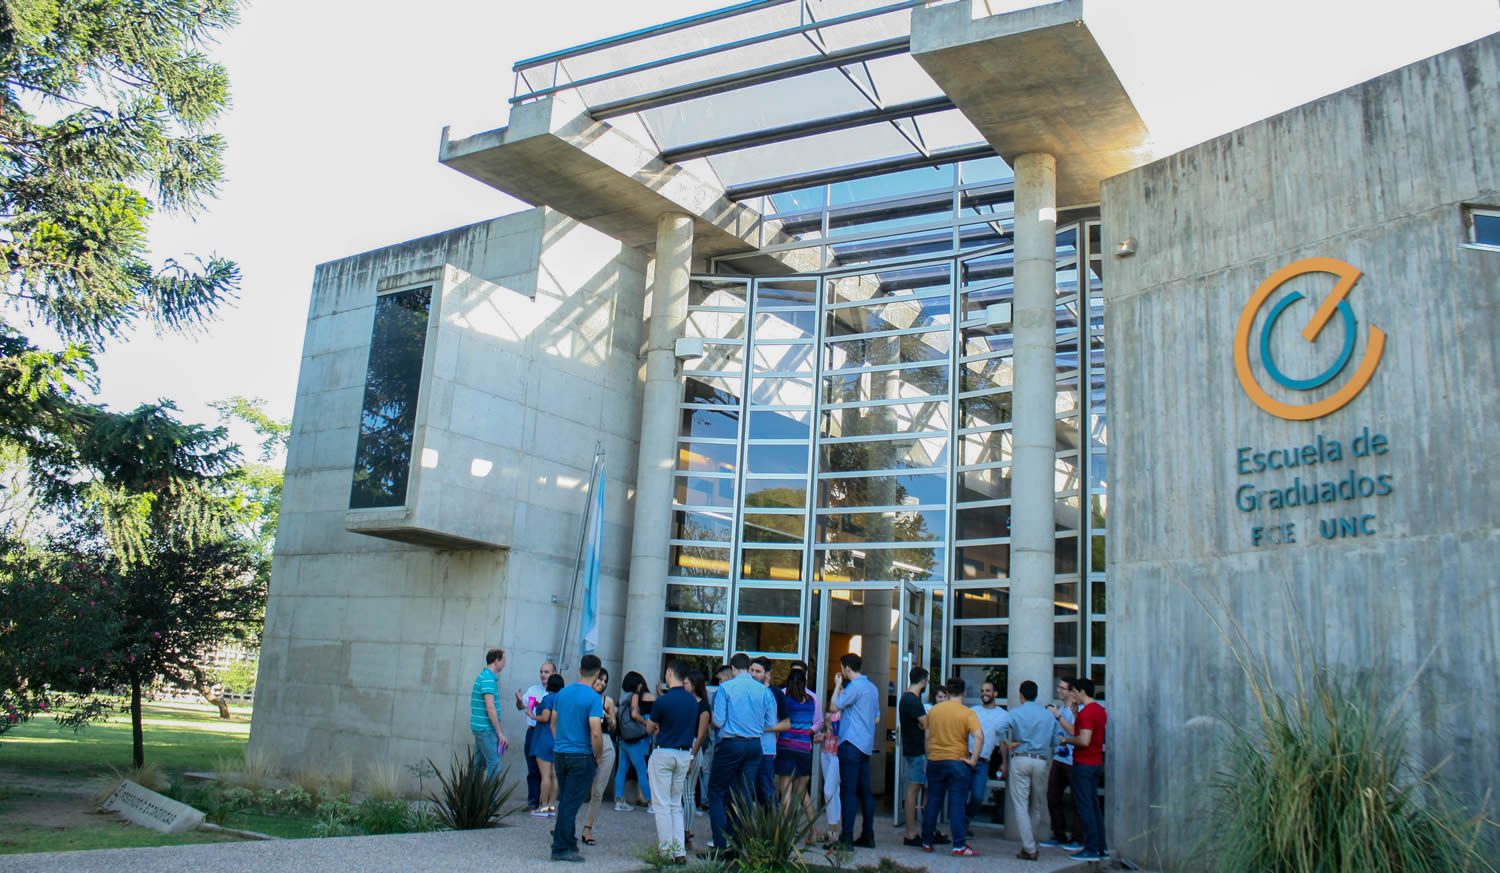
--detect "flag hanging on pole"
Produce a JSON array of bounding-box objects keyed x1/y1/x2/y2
[{"x1": 579, "y1": 461, "x2": 605, "y2": 656}]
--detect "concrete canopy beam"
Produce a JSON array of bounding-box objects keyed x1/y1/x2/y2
[
  {"x1": 439, "y1": 94, "x2": 779, "y2": 260},
  {"x1": 911, "y1": 0, "x2": 1153, "y2": 208}
]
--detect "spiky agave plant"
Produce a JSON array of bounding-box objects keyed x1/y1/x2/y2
[{"x1": 427, "y1": 750, "x2": 521, "y2": 830}]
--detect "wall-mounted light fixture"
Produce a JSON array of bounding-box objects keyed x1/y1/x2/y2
[
  {"x1": 675, "y1": 337, "x2": 705, "y2": 360},
  {"x1": 1115, "y1": 236, "x2": 1137, "y2": 257}
]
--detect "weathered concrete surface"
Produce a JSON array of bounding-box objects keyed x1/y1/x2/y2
[
  {"x1": 441, "y1": 92, "x2": 781, "y2": 260},
  {"x1": 912, "y1": 0, "x2": 1153, "y2": 208},
  {"x1": 251, "y1": 209, "x2": 650, "y2": 790},
  {"x1": 1101, "y1": 32, "x2": 1500, "y2": 869}
]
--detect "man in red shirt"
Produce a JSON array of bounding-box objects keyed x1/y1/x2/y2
[{"x1": 1049, "y1": 677, "x2": 1106, "y2": 862}]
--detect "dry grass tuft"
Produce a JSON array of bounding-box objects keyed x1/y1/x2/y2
[{"x1": 364, "y1": 760, "x2": 401, "y2": 801}]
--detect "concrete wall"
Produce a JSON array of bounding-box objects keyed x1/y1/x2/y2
[
  {"x1": 1101, "y1": 34, "x2": 1500, "y2": 869},
  {"x1": 249, "y1": 209, "x2": 650, "y2": 789}
]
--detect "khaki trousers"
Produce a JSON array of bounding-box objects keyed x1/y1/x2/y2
[{"x1": 1008, "y1": 755, "x2": 1050, "y2": 853}]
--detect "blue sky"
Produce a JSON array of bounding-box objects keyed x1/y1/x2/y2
[{"x1": 103, "y1": 0, "x2": 1500, "y2": 454}]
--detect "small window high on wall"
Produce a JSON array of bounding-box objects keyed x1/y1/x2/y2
[
  {"x1": 1465, "y1": 205, "x2": 1500, "y2": 251},
  {"x1": 350, "y1": 286, "x2": 432, "y2": 509}
]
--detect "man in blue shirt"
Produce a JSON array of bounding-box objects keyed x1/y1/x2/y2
[
  {"x1": 469, "y1": 648, "x2": 509, "y2": 780},
  {"x1": 829, "y1": 652, "x2": 880, "y2": 849},
  {"x1": 646, "y1": 659, "x2": 700, "y2": 862},
  {"x1": 707, "y1": 652, "x2": 775, "y2": 855},
  {"x1": 550, "y1": 654, "x2": 605, "y2": 863}
]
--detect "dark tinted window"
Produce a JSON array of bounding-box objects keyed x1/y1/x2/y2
[{"x1": 350, "y1": 287, "x2": 432, "y2": 509}]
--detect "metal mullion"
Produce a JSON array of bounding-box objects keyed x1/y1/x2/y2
[
  {"x1": 678, "y1": 436, "x2": 738, "y2": 445},
  {"x1": 824, "y1": 286, "x2": 952, "y2": 312},
  {"x1": 817, "y1": 465, "x2": 945, "y2": 480},
  {"x1": 954, "y1": 498, "x2": 1010, "y2": 511},
  {"x1": 815, "y1": 503, "x2": 946, "y2": 514},
  {"x1": 724, "y1": 277, "x2": 761, "y2": 667},
  {"x1": 800, "y1": 272, "x2": 826, "y2": 634},
  {"x1": 725, "y1": 144, "x2": 995, "y2": 202},
  {"x1": 668, "y1": 538, "x2": 731, "y2": 549},
  {"x1": 664, "y1": 610, "x2": 727, "y2": 621},
  {"x1": 825, "y1": 321, "x2": 952, "y2": 345},
  {"x1": 662, "y1": 96, "x2": 955, "y2": 163},
  {"x1": 686, "y1": 306, "x2": 749, "y2": 314},
  {"x1": 820, "y1": 430, "x2": 946, "y2": 446},
  {"x1": 677, "y1": 470, "x2": 736, "y2": 480},
  {"x1": 813, "y1": 540, "x2": 938, "y2": 551},
  {"x1": 820, "y1": 393, "x2": 947, "y2": 411},
  {"x1": 956, "y1": 423, "x2": 1012, "y2": 437},
  {"x1": 956, "y1": 386, "x2": 1012, "y2": 402},
  {"x1": 955, "y1": 536, "x2": 1010, "y2": 548},
  {"x1": 957, "y1": 349, "x2": 1013, "y2": 365},
  {"x1": 824, "y1": 359, "x2": 948, "y2": 378}
]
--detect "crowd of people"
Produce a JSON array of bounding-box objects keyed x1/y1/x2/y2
[{"x1": 468, "y1": 648, "x2": 1108, "y2": 864}]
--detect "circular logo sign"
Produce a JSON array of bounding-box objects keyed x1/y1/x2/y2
[{"x1": 1233, "y1": 257, "x2": 1385, "y2": 421}]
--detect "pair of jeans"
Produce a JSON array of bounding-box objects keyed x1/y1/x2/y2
[
  {"x1": 836, "y1": 741, "x2": 874, "y2": 845},
  {"x1": 524, "y1": 725, "x2": 541, "y2": 808},
  {"x1": 922, "y1": 759, "x2": 970, "y2": 849},
  {"x1": 648, "y1": 748, "x2": 693, "y2": 857},
  {"x1": 472, "y1": 728, "x2": 501, "y2": 780},
  {"x1": 756, "y1": 754, "x2": 776, "y2": 805},
  {"x1": 1008, "y1": 755, "x2": 1049, "y2": 853},
  {"x1": 967, "y1": 757, "x2": 990, "y2": 817},
  {"x1": 1046, "y1": 760, "x2": 1081, "y2": 843},
  {"x1": 551, "y1": 752, "x2": 597, "y2": 857},
  {"x1": 1071, "y1": 762, "x2": 1106, "y2": 854},
  {"x1": 707, "y1": 737, "x2": 761, "y2": 850},
  {"x1": 616, "y1": 737, "x2": 653, "y2": 803}
]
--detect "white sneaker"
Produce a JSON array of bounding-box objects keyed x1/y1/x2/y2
[{"x1": 615, "y1": 800, "x2": 634, "y2": 812}]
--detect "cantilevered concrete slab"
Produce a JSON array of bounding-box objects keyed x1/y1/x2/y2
[
  {"x1": 911, "y1": 0, "x2": 1152, "y2": 208},
  {"x1": 440, "y1": 93, "x2": 780, "y2": 259}
]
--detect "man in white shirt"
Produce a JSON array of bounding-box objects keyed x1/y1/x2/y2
[
  {"x1": 515, "y1": 660, "x2": 556, "y2": 810},
  {"x1": 967, "y1": 680, "x2": 1011, "y2": 818}
]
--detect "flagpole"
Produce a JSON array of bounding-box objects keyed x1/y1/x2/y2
[{"x1": 560, "y1": 442, "x2": 604, "y2": 673}]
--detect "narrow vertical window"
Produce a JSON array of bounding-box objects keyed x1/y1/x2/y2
[{"x1": 350, "y1": 286, "x2": 432, "y2": 509}]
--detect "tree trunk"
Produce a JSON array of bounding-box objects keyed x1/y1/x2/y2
[
  {"x1": 130, "y1": 672, "x2": 144, "y2": 768},
  {"x1": 197, "y1": 683, "x2": 231, "y2": 719}
]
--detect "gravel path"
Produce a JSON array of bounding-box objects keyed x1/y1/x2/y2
[{"x1": 0, "y1": 805, "x2": 1104, "y2": 873}]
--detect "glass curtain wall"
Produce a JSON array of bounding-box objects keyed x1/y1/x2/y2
[{"x1": 661, "y1": 159, "x2": 1107, "y2": 702}]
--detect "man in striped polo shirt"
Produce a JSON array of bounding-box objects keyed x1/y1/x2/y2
[{"x1": 470, "y1": 648, "x2": 510, "y2": 779}]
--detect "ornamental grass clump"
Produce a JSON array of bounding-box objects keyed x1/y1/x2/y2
[{"x1": 1209, "y1": 655, "x2": 1494, "y2": 873}]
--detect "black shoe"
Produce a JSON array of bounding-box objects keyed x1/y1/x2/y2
[
  {"x1": 933, "y1": 832, "x2": 951, "y2": 845},
  {"x1": 853, "y1": 836, "x2": 876, "y2": 849},
  {"x1": 551, "y1": 852, "x2": 585, "y2": 863},
  {"x1": 903, "y1": 837, "x2": 924, "y2": 847}
]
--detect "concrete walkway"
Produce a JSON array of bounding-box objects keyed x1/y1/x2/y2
[{"x1": 0, "y1": 806, "x2": 1106, "y2": 873}]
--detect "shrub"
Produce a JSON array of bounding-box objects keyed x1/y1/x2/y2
[
  {"x1": 1210, "y1": 657, "x2": 1493, "y2": 873},
  {"x1": 268, "y1": 785, "x2": 312, "y2": 814},
  {"x1": 358, "y1": 797, "x2": 413, "y2": 835},
  {"x1": 427, "y1": 750, "x2": 521, "y2": 830},
  {"x1": 728, "y1": 787, "x2": 819, "y2": 873},
  {"x1": 403, "y1": 802, "x2": 444, "y2": 833}
]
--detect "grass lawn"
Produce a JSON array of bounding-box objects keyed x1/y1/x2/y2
[
  {"x1": 0, "y1": 699, "x2": 250, "y2": 774},
  {"x1": 0, "y1": 821, "x2": 240, "y2": 855},
  {"x1": 220, "y1": 811, "x2": 321, "y2": 839}
]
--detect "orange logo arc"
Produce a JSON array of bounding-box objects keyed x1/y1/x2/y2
[{"x1": 1233, "y1": 257, "x2": 1385, "y2": 421}]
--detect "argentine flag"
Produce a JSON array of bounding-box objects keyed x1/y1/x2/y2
[{"x1": 579, "y1": 462, "x2": 605, "y2": 656}]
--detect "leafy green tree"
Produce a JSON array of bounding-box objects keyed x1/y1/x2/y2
[{"x1": 0, "y1": 0, "x2": 244, "y2": 558}]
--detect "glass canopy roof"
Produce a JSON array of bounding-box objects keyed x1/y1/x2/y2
[{"x1": 511, "y1": 0, "x2": 992, "y2": 196}]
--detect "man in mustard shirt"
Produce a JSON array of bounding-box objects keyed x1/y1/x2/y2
[{"x1": 921, "y1": 677, "x2": 983, "y2": 856}]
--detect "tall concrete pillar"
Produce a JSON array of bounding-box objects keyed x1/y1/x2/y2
[
  {"x1": 1008, "y1": 153, "x2": 1058, "y2": 712},
  {"x1": 622, "y1": 213, "x2": 694, "y2": 679}
]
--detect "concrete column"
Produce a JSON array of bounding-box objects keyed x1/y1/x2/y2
[
  {"x1": 1008, "y1": 153, "x2": 1058, "y2": 711},
  {"x1": 622, "y1": 213, "x2": 694, "y2": 678}
]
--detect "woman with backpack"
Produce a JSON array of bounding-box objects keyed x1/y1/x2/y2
[{"x1": 614, "y1": 670, "x2": 655, "y2": 810}]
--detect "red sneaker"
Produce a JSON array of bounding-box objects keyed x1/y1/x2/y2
[{"x1": 952, "y1": 845, "x2": 980, "y2": 857}]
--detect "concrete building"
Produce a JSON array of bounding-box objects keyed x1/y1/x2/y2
[{"x1": 250, "y1": 1, "x2": 1499, "y2": 866}]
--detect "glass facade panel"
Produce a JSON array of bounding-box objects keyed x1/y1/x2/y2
[
  {"x1": 666, "y1": 584, "x2": 729, "y2": 615},
  {"x1": 677, "y1": 441, "x2": 736, "y2": 474},
  {"x1": 662, "y1": 209, "x2": 1105, "y2": 680},
  {"x1": 350, "y1": 286, "x2": 432, "y2": 509},
  {"x1": 817, "y1": 509, "x2": 944, "y2": 544},
  {"x1": 675, "y1": 475, "x2": 735, "y2": 508},
  {"x1": 664, "y1": 618, "x2": 726, "y2": 651},
  {"x1": 673, "y1": 510, "x2": 733, "y2": 543}
]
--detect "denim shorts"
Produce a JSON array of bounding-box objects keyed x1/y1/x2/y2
[
  {"x1": 774, "y1": 749, "x2": 812, "y2": 778},
  {"x1": 903, "y1": 754, "x2": 927, "y2": 785}
]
